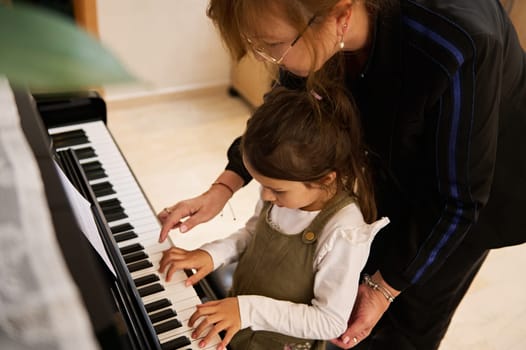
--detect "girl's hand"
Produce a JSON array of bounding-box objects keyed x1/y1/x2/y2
[
  {"x1": 158, "y1": 247, "x2": 213, "y2": 284},
  {"x1": 189, "y1": 298, "x2": 241, "y2": 350}
]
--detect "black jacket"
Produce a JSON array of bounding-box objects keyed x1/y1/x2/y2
[{"x1": 225, "y1": 0, "x2": 526, "y2": 291}]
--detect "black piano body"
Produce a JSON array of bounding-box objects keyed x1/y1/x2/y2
[{"x1": 15, "y1": 87, "x2": 225, "y2": 350}]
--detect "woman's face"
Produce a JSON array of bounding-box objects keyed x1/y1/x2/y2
[{"x1": 246, "y1": 13, "x2": 338, "y2": 77}]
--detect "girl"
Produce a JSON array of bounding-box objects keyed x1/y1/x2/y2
[
  {"x1": 159, "y1": 1, "x2": 526, "y2": 349},
  {"x1": 158, "y1": 86, "x2": 389, "y2": 350}
]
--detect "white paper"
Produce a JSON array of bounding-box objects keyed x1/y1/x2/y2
[{"x1": 53, "y1": 161, "x2": 116, "y2": 276}]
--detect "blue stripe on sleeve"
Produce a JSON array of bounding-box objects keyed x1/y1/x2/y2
[{"x1": 402, "y1": 16, "x2": 466, "y2": 283}]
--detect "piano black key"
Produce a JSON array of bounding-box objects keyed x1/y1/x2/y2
[
  {"x1": 133, "y1": 274, "x2": 159, "y2": 287},
  {"x1": 50, "y1": 129, "x2": 86, "y2": 140},
  {"x1": 120, "y1": 243, "x2": 144, "y2": 255},
  {"x1": 100, "y1": 203, "x2": 125, "y2": 216},
  {"x1": 127, "y1": 259, "x2": 153, "y2": 273},
  {"x1": 99, "y1": 197, "x2": 122, "y2": 208},
  {"x1": 53, "y1": 137, "x2": 90, "y2": 148},
  {"x1": 149, "y1": 308, "x2": 177, "y2": 324},
  {"x1": 114, "y1": 231, "x2": 138, "y2": 243},
  {"x1": 82, "y1": 161, "x2": 107, "y2": 180},
  {"x1": 138, "y1": 283, "x2": 165, "y2": 298},
  {"x1": 101, "y1": 201, "x2": 124, "y2": 212},
  {"x1": 82, "y1": 160, "x2": 103, "y2": 171},
  {"x1": 145, "y1": 298, "x2": 172, "y2": 313},
  {"x1": 123, "y1": 251, "x2": 149, "y2": 264},
  {"x1": 85, "y1": 168, "x2": 107, "y2": 181},
  {"x1": 51, "y1": 129, "x2": 89, "y2": 148},
  {"x1": 91, "y1": 181, "x2": 116, "y2": 197},
  {"x1": 111, "y1": 223, "x2": 134, "y2": 234},
  {"x1": 74, "y1": 146, "x2": 97, "y2": 160},
  {"x1": 104, "y1": 210, "x2": 128, "y2": 223},
  {"x1": 154, "y1": 319, "x2": 182, "y2": 335},
  {"x1": 160, "y1": 336, "x2": 191, "y2": 350}
]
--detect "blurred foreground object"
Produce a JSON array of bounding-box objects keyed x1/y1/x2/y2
[
  {"x1": 0, "y1": 3, "x2": 135, "y2": 91},
  {"x1": 0, "y1": 78, "x2": 99, "y2": 350}
]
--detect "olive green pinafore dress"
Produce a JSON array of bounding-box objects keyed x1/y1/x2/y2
[{"x1": 228, "y1": 194, "x2": 354, "y2": 350}]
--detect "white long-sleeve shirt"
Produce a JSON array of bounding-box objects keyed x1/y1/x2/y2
[{"x1": 200, "y1": 199, "x2": 389, "y2": 340}]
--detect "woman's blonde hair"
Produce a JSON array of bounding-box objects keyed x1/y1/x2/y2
[{"x1": 207, "y1": 0, "x2": 387, "y2": 98}]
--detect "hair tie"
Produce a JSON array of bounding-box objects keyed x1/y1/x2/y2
[{"x1": 310, "y1": 90, "x2": 323, "y2": 100}]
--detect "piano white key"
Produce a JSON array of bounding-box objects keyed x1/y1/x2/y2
[
  {"x1": 158, "y1": 324, "x2": 219, "y2": 348},
  {"x1": 144, "y1": 242, "x2": 174, "y2": 256},
  {"x1": 160, "y1": 330, "x2": 221, "y2": 350},
  {"x1": 129, "y1": 257, "x2": 186, "y2": 281},
  {"x1": 109, "y1": 216, "x2": 157, "y2": 230},
  {"x1": 155, "y1": 296, "x2": 202, "y2": 340},
  {"x1": 142, "y1": 279, "x2": 197, "y2": 305},
  {"x1": 133, "y1": 270, "x2": 187, "y2": 287},
  {"x1": 157, "y1": 305, "x2": 221, "y2": 350},
  {"x1": 118, "y1": 233, "x2": 163, "y2": 251},
  {"x1": 130, "y1": 266, "x2": 162, "y2": 280},
  {"x1": 143, "y1": 289, "x2": 199, "y2": 322}
]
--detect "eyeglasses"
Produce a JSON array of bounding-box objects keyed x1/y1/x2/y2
[{"x1": 245, "y1": 16, "x2": 316, "y2": 65}]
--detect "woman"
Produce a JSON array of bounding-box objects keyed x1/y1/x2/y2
[{"x1": 158, "y1": 1, "x2": 526, "y2": 349}]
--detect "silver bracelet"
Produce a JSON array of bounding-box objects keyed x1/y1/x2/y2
[{"x1": 363, "y1": 274, "x2": 395, "y2": 303}]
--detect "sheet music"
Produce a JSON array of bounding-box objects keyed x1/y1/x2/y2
[
  {"x1": 0, "y1": 77, "x2": 99, "y2": 349},
  {"x1": 53, "y1": 160, "x2": 116, "y2": 277}
]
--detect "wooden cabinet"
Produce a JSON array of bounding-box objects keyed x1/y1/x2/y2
[
  {"x1": 230, "y1": 54, "x2": 275, "y2": 108},
  {"x1": 73, "y1": 0, "x2": 99, "y2": 38},
  {"x1": 505, "y1": 0, "x2": 526, "y2": 48}
]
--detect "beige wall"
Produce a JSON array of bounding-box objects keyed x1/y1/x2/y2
[{"x1": 96, "y1": 0, "x2": 230, "y2": 101}]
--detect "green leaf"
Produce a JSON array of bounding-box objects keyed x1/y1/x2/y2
[{"x1": 0, "y1": 3, "x2": 136, "y2": 91}]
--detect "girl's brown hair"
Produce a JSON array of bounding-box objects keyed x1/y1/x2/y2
[{"x1": 240, "y1": 85, "x2": 377, "y2": 223}]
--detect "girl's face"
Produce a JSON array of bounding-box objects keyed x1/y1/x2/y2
[
  {"x1": 244, "y1": 158, "x2": 335, "y2": 211},
  {"x1": 246, "y1": 13, "x2": 339, "y2": 77}
]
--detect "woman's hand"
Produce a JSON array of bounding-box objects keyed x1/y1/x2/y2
[
  {"x1": 157, "y1": 171, "x2": 243, "y2": 243},
  {"x1": 189, "y1": 298, "x2": 241, "y2": 350},
  {"x1": 330, "y1": 271, "x2": 400, "y2": 348},
  {"x1": 157, "y1": 186, "x2": 231, "y2": 242},
  {"x1": 158, "y1": 247, "x2": 213, "y2": 284}
]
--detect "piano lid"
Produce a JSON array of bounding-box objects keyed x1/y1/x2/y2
[{"x1": 34, "y1": 90, "x2": 107, "y2": 129}]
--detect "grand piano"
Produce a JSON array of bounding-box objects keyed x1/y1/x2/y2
[{"x1": 13, "y1": 86, "x2": 225, "y2": 350}]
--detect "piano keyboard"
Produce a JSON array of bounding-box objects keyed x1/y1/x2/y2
[{"x1": 48, "y1": 120, "x2": 222, "y2": 350}]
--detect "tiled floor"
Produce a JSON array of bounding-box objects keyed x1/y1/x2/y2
[{"x1": 107, "y1": 87, "x2": 526, "y2": 350}]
